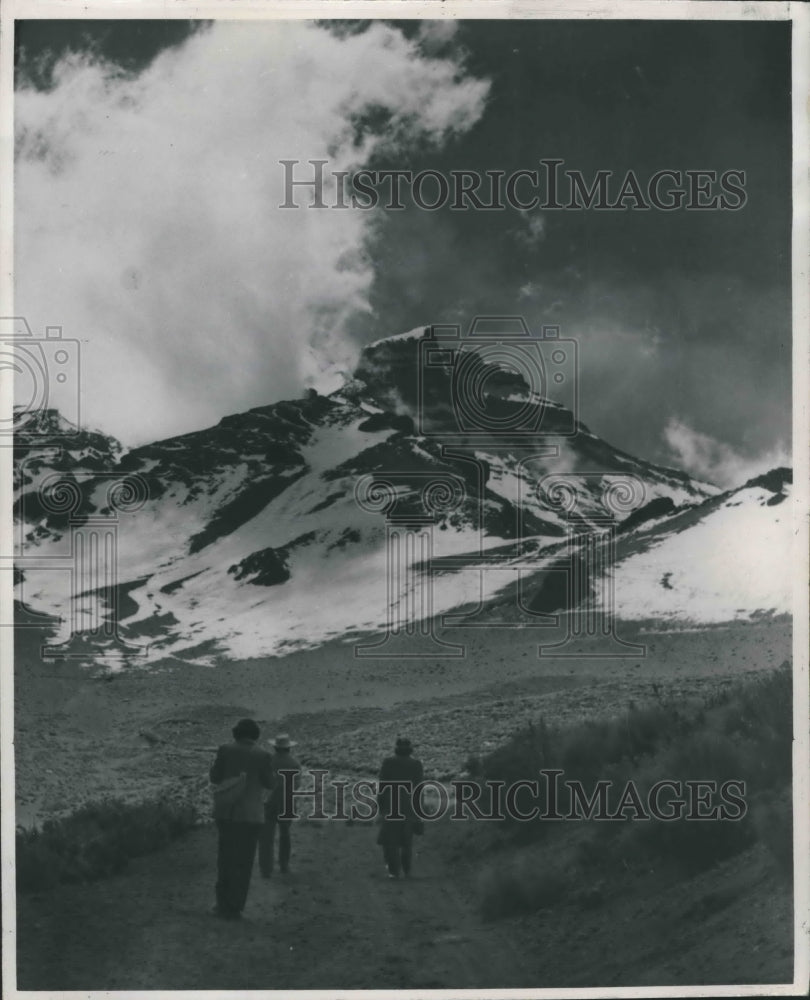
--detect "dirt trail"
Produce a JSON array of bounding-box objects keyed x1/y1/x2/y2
[
  {"x1": 16, "y1": 810, "x2": 793, "y2": 991},
  {"x1": 16, "y1": 817, "x2": 532, "y2": 991}
]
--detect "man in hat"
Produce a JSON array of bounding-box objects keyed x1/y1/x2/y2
[
  {"x1": 259, "y1": 733, "x2": 301, "y2": 877},
  {"x1": 209, "y1": 718, "x2": 275, "y2": 919},
  {"x1": 377, "y1": 737, "x2": 424, "y2": 879}
]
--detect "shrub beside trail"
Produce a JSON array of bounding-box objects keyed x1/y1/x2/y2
[
  {"x1": 476, "y1": 662, "x2": 793, "y2": 918},
  {"x1": 16, "y1": 796, "x2": 200, "y2": 893}
]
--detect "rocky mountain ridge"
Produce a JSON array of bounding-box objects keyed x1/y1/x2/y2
[{"x1": 12, "y1": 330, "x2": 789, "y2": 665}]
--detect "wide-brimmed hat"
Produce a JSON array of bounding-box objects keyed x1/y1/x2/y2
[
  {"x1": 273, "y1": 733, "x2": 297, "y2": 750},
  {"x1": 395, "y1": 737, "x2": 414, "y2": 754}
]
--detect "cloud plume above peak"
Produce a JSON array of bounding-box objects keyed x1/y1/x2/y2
[
  {"x1": 663, "y1": 417, "x2": 790, "y2": 490},
  {"x1": 15, "y1": 21, "x2": 489, "y2": 445}
]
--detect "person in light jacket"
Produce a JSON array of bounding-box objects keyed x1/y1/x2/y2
[
  {"x1": 209, "y1": 718, "x2": 275, "y2": 919},
  {"x1": 259, "y1": 733, "x2": 302, "y2": 877}
]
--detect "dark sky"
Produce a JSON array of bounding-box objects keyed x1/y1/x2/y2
[
  {"x1": 353, "y1": 20, "x2": 792, "y2": 467},
  {"x1": 15, "y1": 20, "x2": 204, "y2": 87},
  {"x1": 15, "y1": 18, "x2": 792, "y2": 479}
]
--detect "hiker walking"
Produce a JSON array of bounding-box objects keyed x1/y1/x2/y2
[
  {"x1": 209, "y1": 718, "x2": 275, "y2": 919},
  {"x1": 377, "y1": 737, "x2": 424, "y2": 879},
  {"x1": 259, "y1": 733, "x2": 301, "y2": 877}
]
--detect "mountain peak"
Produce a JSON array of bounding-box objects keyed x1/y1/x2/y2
[
  {"x1": 13, "y1": 407, "x2": 123, "y2": 460},
  {"x1": 14, "y1": 406, "x2": 79, "y2": 438},
  {"x1": 13, "y1": 353, "x2": 754, "y2": 664}
]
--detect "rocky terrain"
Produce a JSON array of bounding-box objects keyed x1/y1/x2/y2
[{"x1": 13, "y1": 328, "x2": 735, "y2": 667}]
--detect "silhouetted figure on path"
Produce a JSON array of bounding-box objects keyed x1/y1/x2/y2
[
  {"x1": 209, "y1": 718, "x2": 275, "y2": 919},
  {"x1": 259, "y1": 733, "x2": 301, "y2": 876},
  {"x1": 377, "y1": 737, "x2": 424, "y2": 879}
]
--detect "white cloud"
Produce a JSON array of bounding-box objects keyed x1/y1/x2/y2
[
  {"x1": 417, "y1": 20, "x2": 461, "y2": 54},
  {"x1": 15, "y1": 21, "x2": 489, "y2": 446},
  {"x1": 518, "y1": 281, "x2": 541, "y2": 300},
  {"x1": 512, "y1": 210, "x2": 546, "y2": 249},
  {"x1": 662, "y1": 417, "x2": 790, "y2": 490}
]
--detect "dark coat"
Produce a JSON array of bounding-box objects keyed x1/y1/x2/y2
[
  {"x1": 377, "y1": 754, "x2": 424, "y2": 823},
  {"x1": 210, "y1": 738, "x2": 275, "y2": 823}
]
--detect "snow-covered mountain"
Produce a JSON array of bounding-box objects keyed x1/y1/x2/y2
[
  {"x1": 605, "y1": 467, "x2": 793, "y2": 623},
  {"x1": 12, "y1": 331, "x2": 790, "y2": 666}
]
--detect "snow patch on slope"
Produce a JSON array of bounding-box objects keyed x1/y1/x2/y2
[{"x1": 606, "y1": 487, "x2": 792, "y2": 622}]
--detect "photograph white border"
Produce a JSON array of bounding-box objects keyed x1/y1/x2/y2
[{"x1": 1, "y1": 2, "x2": 807, "y2": 997}]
